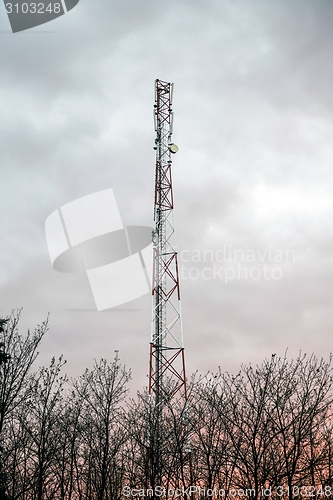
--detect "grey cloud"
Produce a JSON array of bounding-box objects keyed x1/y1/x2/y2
[{"x1": 1, "y1": 0, "x2": 333, "y2": 384}]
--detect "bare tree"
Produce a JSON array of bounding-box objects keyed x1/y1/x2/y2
[
  {"x1": 52, "y1": 389, "x2": 83, "y2": 500},
  {"x1": 3, "y1": 356, "x2": 66, "y2": 500},
  {"x1": 198, "y1": 353, "x2": 333, "y2": 500},
  {"x1": 190, "y1": 374, "x2": 236, "y2": 493},
  {"x1": 1, "y1": 311, "x2": 333, "y2": 500},
  {"x1": 71, "y1": 355, "x2": 130, "y2": 500},
  {"x1": 267, "y1": 354, "x2": 333, "y2": 498},
  {"x1": 0, "y1": 310, "x2": 48, "y2": 437},
  {"x1": 0, "y1": 311, "x2": 48, "y2": 500}
]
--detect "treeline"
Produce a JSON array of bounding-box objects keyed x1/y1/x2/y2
[{"x1": 0, "y1": 311, "x2": 333, "y2": 499}]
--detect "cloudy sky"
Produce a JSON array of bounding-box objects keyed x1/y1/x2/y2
[{"x1": 1, "y1": 0, "x2": 333, "y2": 392}]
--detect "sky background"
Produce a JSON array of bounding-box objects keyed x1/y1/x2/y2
[{"x1": 1, "y1": 0, "x2": 333, "y2": 393}]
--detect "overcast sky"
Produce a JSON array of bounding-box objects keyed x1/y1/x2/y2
[{"x1": 1, "y1": 0, "x2": 333, "y2": 392}]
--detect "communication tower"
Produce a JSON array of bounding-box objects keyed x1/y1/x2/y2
[{"x1": 148, "y1": 79, "x2": 190, "y2": 488}]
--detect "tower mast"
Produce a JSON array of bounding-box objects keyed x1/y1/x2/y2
[{"x1": 148, "y1": 79, "x2": 189, "y2": 488}]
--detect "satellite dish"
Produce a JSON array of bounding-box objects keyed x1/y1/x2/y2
[{"x1": 169, "y1": 143, "x2": 179, "y2": 154}]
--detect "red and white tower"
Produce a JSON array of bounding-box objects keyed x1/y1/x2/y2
[{"x1": 148, "y1": 79, "x2": 189, "y2": 487}]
